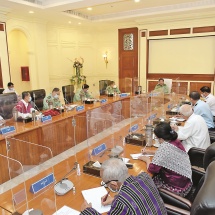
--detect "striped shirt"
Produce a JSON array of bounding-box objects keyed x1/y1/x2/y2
[{"x1": 80, "y1": 172, "x2": 167, "y2": 215}]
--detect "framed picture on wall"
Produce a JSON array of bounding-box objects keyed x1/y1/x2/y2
[{"x1": 21, "y1": 66, "x2": 30, "y2": 81}]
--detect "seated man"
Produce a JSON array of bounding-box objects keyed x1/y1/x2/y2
[
  {"x1": 105, "y1": 81, "x2": 121, "y2": 95},
  {"x1": 16, "y1": 91, "x2": 37, "y2": 118},
  {"x1": 3, "y1": 82, "x2": 18, "y2": 95},
  {"x1": 73, "y1": 84, "x2": 93, "y2": 102},
  {"x1": 80, "y1": 158, "x2": 167, "y2": 215},
  {"x1": 154, "y1": 78, "x2": 169, "y2": 94},
  {"x1": 200, "y1": 86, "x2": 215, "y2": 117},
  {"x1": 43, "y1": 88, "x2": 62, "y2": 110},
  {"x1": 189, "y1": 91, "x2": 214, "y2": 130},
  {"x1": 171, "y1": 104, "x2": 210, "y2": 152}
]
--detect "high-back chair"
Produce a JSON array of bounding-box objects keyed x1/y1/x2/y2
[
  {"x1": 62, "y1": 85, "x2": 75, "y2": 104},
  {"x1": 29, "y1": 89, "x2": 46, "y2": 111},
  {"x1": 165, "y1": 160, "x2": 215, "y2": 215},
  {"x1": 160, "y1": 143, "x2": 215, "y2": 214},
  {"x1": 163, "y1": 78, "x2": 172, "y2": 94}
]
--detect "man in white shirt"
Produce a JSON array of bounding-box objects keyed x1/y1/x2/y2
[
  {"x1": 3, "y1": 82, "x2": 18, "y2": 95},
  {"x1": 200, "y1": 86, "x2": 215, "y2": 116},
  {"x1": 171, "y1": 104, "x2": 210, "y2": 152}
]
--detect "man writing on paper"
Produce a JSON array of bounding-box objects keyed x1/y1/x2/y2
[{"x1": 80, "y1": 158, "x2": 167, "y2": 215}]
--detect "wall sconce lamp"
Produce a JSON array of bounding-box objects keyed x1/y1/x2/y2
[{"x1": 103, "y1": 52, "x2": 108, "y2": 68}]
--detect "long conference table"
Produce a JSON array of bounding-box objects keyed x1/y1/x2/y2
[{"x1": 0, "y1": 93, "x2": 175, "y2": 215}]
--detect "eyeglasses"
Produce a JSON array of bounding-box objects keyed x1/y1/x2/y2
[{"x1": 101, "y1": 180, "x2": 119, "y2": 192}]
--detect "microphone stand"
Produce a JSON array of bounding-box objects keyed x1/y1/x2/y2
[{"x1": 54, "y1": 162, "x2": 78, "y2": 195}]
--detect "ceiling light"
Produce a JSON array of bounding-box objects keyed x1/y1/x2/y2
[
  {"x1": 134, "y1": 0, "x2": 140, "y2": 2},
  {"x1": 68, "y1": 21, "x2": 71, "y2": 24},
  {"x1": 87, "y1": 7, "x2": 92, "y2": 10},
  {"x1": 78, "y1": 22, "x2": 81, "y2": 25},
  {"x1": 29, "y1": 11, "x2": 34, "y2": 14}
]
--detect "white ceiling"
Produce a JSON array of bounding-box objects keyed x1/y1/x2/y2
[{"x1": 0, "y1": 0, "x2": 215, "y2": 26}]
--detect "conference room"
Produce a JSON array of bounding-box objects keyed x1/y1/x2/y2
[{"x1": 0, "y1": 0, "x2": 215, "y2": 215}]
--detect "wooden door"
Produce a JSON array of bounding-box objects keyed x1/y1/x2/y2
[{"x1": 118, "y1": 27, "x2": 138, "y2": 93}]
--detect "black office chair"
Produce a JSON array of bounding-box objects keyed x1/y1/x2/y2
[
  {"x1": 188, "y1": 147, "x2": 205, "y2": 168},
  {"x1": 99, "y1": 80, "x2": 111, "y2": 95},
  {"x1": 62, "y1": 85, "x2": 75, "y2": 104},
  {"x1": 29, "y1": 89, "x2": 46, "y2": 111},
  {"x1": 165, "y1": 160, "x2": 215, "y2": 215},
  {"x1": 159, "y1": 143, "x2": 215, "y2": 214},
  {"x1": 0, "y1": 88, "x2": 4, "y2": 94}
]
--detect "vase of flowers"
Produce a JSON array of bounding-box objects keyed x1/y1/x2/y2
[{"x1": 70, "y1": 57, "x2": 86, "y2": 87}]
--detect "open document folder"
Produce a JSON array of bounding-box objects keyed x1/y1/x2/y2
[
  {"x1": 52, "y1": 205, "x2": 80, "y2": 215},
  {"x1": 82, "y1": 186, "x2": 111, "y2": 213}
]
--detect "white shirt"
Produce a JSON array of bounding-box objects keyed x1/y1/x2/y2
[
  {"x1": 177, "y1": 113, "x2": 210, "y2": 152},
  {"x1": 3, "y1": 88, "x2": 18, "y2": 95},
  {"x1": 205, "y1": 93, "x2": 215, "y2": 116}
]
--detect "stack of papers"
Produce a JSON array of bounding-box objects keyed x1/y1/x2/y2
[
  {"x1": 82, "y1": 187, "x2": 111, "y2": 213},
  {"x1": 52, "y1": 205, "x2": 80, "y2": 215},
  {"x1": 130, "y1": 153, "x2": 154, "y2": 160}
]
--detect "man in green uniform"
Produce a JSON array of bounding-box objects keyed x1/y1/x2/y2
[
  {"x1": 105, "y1": 81, "x2": 121, "y2": 95},
  {"x1": 43, "y1": 88, "x2": 62, "y2": 110},
  {"x1": 73, "y1": 84, "x2": 93, "y2": 102},
  {"x1": 154, "y1": 78, "x2": 169, "y2": 94}
]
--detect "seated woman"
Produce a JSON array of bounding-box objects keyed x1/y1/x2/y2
[
  {"x1": 139, "y1": 122, "x2": 192, "y2": 197},
  {"x1": 73, "y1": 84, "x2": 93, "y2": 102},
  {"x1": 106, "y1": 81, "x2": 120, "y2": 95}
]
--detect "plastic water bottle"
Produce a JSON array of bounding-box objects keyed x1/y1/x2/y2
[
  {"x1": 12, "y1": 107, "x2": 18, "y2": 121},
  {"x1": 77, "y1": 163, "x2": 81, "y2": 176}
]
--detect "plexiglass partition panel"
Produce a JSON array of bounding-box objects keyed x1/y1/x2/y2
[
  {"x1": 0, "y1": 154, "x2": 27, "y2": 214},
  {"x1": 119, "y1": 78, "x2": 132, "y2": 94},
  {"x1": 150, "y1": 90, "x2": 165, "y2": 120},
  {"x1": 6, "y1": 137, "x2": 57, "y2": 214}
]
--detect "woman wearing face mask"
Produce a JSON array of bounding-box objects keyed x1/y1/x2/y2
[
  {"x1": 16, "y1": 91, "x2": 38, "y2": 118},
  {"x1": 43, "y1": 88, "x2": 62, "y2": 110},
  {"x1": 73, "y1": 84, "x2": 93, "y2": 102},
  {"x1": 138, "y1": 122, "x2": 192, "y2": 197},
  {"x1": 106, "y1": 81, "x2": 121, "y2": 95}
]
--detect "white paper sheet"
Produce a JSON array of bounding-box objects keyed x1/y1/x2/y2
[
  {"x1": 52, "y1": 205, "x2": 80, "y2": 215},
  {"x1": 130, "y1": 153, "x2": 154, "y2": 159},
  {"x1": 82, "y1": 186, "x2": 111, "y2": 213}
]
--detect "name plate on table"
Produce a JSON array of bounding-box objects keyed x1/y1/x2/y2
[
  {"x1": 30, "y1": 173, "x2": 54, "y2": 194},
  {"x1": 129, "y1": 124, "x2": 139, "y2": 132},
  {"x1": 148, "y1": 113, "x2": 157, "y2": 120},
  {"x1": 120, "y1": 93, "x2": 128, "y2": 97},
  {"x1": 41, "y1": 115, "x2": 52, "y2": 122},
  {"x1": 76, "y1": 105, "x2": 84, "y2": 112},
  {"x1": 0, "y1": 126, "x2": 16, "y2": 135},
  {"x1": 92, "y1": 143, "x2": 107, "y2": 156},
  {"x1": 100, "y1": 99, "x2": 107, "y2": 104}
]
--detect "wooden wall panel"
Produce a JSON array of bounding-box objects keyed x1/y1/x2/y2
[
  {"x1": 0, "y1": 23, "x2": 4, "y2": 31},
  {"x1": 193, "y1": 26, "x2": 215, "y2": 33},
  {"x1": 149, "y1": 30, "x2": 168, "y2": 37},
  {"x1": 190, "y1": 82, "x2": 212, "y2": 94},
  {"x1": 170, "y1": 28, "x2": 190, "y2": 35}
]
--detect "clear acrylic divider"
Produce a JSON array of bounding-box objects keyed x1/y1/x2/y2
[
  {"x1": 0, "y1": 154, "x2": 27, "y2": 214},
  {"x1": 119, "y1": 78, "x2": 133, "y2": 94},
  {"x1": 150, "y1": 90, "x2": 165, "y2": 121},
  {"x1": 6, "y1": 137, "x2": 57, "y2": 214}
]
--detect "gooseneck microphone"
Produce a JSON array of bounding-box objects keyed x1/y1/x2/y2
[
  {"x1": 32, "y1": 93, "x2": 42, "y2": 113},
  {"x1": 54, "y1": 162, "x2": 78, "y2": 195}
]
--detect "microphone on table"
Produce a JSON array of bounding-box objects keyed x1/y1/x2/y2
[{"x1": 54, "y1": 162, "x2": 78, "y2": 196}]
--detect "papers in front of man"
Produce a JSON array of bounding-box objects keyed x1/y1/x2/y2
[
  {"x1": 82, "y1": 186, "x2": 111, "y2": 213},
  {"x1": 130, "y1": 153, "x2": 154, "y2": 160},
  {"x1": 52, "y1": 205, "x2": 80, "y2": 215}
]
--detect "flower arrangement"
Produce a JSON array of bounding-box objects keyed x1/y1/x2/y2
[{"x1": 69, "y1": 57, "x2": 86, "y2": 86}]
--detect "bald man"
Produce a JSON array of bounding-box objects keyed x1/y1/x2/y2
[{"x1": 171, "y1": 104, "x2": 210, "y2": 152}]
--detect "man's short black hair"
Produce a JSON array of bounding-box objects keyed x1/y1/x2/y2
[
  {"x1": 158, "y1": 78, "x2": 164, "y2": 81},
  {"x1": 200, "y1": 86, "x2": 211, "y2": 93},
  {"x1": 82, "y1": 84, "x2": 89, "y2": 89},
  {"x1": 7, "y1": 82, "x2": 14, "y2": 87},
  {"x1": 189, "y1": 91, "x2": 200, "y2": 100},
  {"x1": 22, "y1": 91, "x2": 30, "y2": 99},
  {"x1": 52, "y1": 88, "x2": 60, "y2": 92}
]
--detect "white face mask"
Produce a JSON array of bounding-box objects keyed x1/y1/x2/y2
[
  {"x1": 10, "y1": 88, "x2": 14, "y2": 91},
  {"x1": 28, "y1": 97, "x2": 32, "y2": 102},
  {"x1": 54, "y1": 94, "x2": 59, "y2": 99},
  {"x1": 201, "y1": 94, "x2": 205, "y2": 98},
  {"x1": 113, "y1": 85, "x2": 117, "y2": 88}
]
